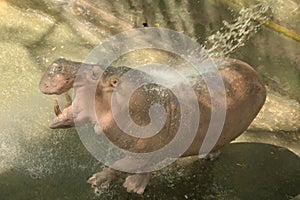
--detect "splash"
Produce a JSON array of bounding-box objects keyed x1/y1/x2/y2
[{"x1": 205, "y1": 2, "x2": 272, "y2": 57}]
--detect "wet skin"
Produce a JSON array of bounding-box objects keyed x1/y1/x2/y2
[
  {"x1": 39, "y1": 58, "x2": 99, "y2": 128},
  {"x1": 39, "y1": 58, "x2": 266, "y2": 195}
]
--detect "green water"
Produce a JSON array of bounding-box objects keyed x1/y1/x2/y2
[{"x1": 0, "y1": 0, "x2": 299, "y2": 199}]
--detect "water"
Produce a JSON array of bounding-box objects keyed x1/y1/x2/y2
[
  {"x1": 0, "y1": 0, "x2": 299, "y2": 199},
  {"x1": 205, "y1": 2, "x2": 271, "y2": 57}
]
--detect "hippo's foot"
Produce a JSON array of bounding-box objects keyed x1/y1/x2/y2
[
  {"x1": 123, "y1": 172, "x2": 151, "y2": 194},
  {"x1": 87, "y1": 168, "x2": 121, "y2": 195},
  {"x1": 204, "y1": 150, "x2": 221, "y2": 160}
]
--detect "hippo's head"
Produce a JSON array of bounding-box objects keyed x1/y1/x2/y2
[
  {"x1": 39, "y1": 58, "x2": 82, "y2": 95},
  {"x1": 71, "y1": 65, "x2": 132, "y2": 130}
]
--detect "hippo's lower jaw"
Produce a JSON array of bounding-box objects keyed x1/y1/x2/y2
[{"x1": 50, "y1": 104, "x2": 74, "y2": 128}]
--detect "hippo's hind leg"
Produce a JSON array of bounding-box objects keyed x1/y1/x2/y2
[
  {"x1": 205, "y1": 150, "x2": 221, "y2": 160},
  {"x1": 199, "y1": 150, "x2": 221, "y2": 161},
  {"x1": 123, "y1": 172, "x2": 151, "y2": 194},
  {"x1": 87, "y1": 168, "x2": 121, "y2": 195}
]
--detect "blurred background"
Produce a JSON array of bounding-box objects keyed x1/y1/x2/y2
[{"x1": 0, "y1": 0, "x2": 299, "y2": 199}]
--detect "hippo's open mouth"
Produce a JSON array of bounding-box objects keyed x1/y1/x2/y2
[
  {"x1": 50, "y1": 93, "x2": 75, "y2": 129},
  {"x1": 38, "y1": 58, "x2": 84, "y2": 128}
]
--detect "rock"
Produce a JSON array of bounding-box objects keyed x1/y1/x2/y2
[{"x1": 249, "y1": 89, "x2": 300, "y2": 132}]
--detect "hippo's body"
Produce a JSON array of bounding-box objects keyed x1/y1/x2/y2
[{"x1": 39, "y1": 58, "x2": 266, "y2": 194}]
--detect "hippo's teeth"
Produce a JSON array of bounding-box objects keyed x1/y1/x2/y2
[
  {"x1": 54, "y1": 99, "x2": 62, "y2": 116},
  {"x1": 65, "y1": 93, "x2": 72, "y2": 107}
]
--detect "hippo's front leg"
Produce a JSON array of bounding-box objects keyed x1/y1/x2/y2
[
  {"x1": 123, "y1": 172, "x2": 151, "y2": 194},
  {"x1": 111, "y1": 157, "x2": 153, "y2": 194},
  {"x1": 87, "y1": 168, "x2": 121, "y2": 195},
  {"x1": 88, "y1": 156, "x2": 153, "y2": 195}
]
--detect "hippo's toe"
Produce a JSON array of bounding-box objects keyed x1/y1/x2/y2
[
  {"x1": 87, "y1": 168, "x2": 120, "y2": 195},
  {"x1": 123, "y1": 172, "x2": 151, "y2": 194}
]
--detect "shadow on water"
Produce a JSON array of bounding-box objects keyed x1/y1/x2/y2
[{"x1": 0, "y1": 142, "x2": 299, "y2": 200}]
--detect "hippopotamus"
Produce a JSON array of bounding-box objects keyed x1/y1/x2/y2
[{"x1": 39, "y1": 57, "x2": 266, "y2": 194}]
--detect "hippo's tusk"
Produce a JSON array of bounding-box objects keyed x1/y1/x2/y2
[
  {"x1": 54, "y1": 99, "x2": 62, "y2": 116},
  {"x1": 64, "y1": 93, "x2": 72, "y2": 107}
]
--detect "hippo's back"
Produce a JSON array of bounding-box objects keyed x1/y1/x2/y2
[{"x1": 185, "y1": 58, "x2": 266, "y2": 156}]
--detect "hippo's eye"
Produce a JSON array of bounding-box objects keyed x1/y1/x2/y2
[
  {"x1": 49, "y1": 63, "x2": 64, "y2": 75},
  {"x1": 54, "y1": 65, "x2": 63, "y2": 73}
]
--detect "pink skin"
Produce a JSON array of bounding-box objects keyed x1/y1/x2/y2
[
  {"x1": 40, "y1": 58, "x2": 266, "y2": 195},
  {"x1": 50, "y1": 102, "x2": 74, "y2": 129},
  {"x1": 39, "y1": 58, "x2": 85, "y2": 128},
  {"x1": 123, "y1": 173, "x2": 151, "y2": 194},
  {"x1": 39, "y1": 58, "x2": 82, "y2": 95}
]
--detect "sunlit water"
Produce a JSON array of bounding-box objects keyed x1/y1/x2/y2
[{"x1": 0, "y1": 0, "x2": 299, "y2": 199}]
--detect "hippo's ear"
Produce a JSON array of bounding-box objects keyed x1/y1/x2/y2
[{"x1": 110, "y1": 77, "x2": 120, "y2": 87}]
